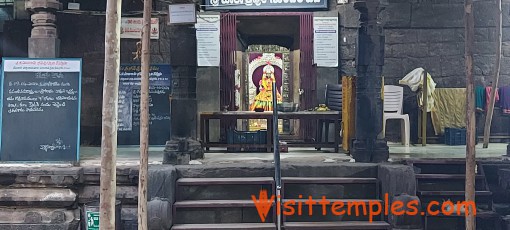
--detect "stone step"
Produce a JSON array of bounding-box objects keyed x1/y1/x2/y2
[
  {"x1": 0, "y1": 188, "x2": 76, "y2": 207},
  {"x1": 176, "y1": 177, "x2": 274, "y2": 201},
  {"x1": 0, "y1": 167, "x2": 82, "y2": 187},
  {"x1": 0, "y1": 207, "x2": 79, "y2": 224},
  {"x1": 282, "y1": 177, "x2": 377, "y2": 184},
  {"x1": 283, "y1": 221, "x2": 391, "y2": 229},
  {"x1": 172, "y1": 223, "x2": 276, "y2": 230},
  {"x1": 174, "y1": 200, "x2": 274, "y2": 224},
  {"x1": 177, "y1": 177, "x2": 274, "y2": 186},
  {"x1": 0, "y1": 223, "x2": 80, "y2": 230},
  {"x1": 282, "y1": 177, "x2": 378, "y2": 200}
]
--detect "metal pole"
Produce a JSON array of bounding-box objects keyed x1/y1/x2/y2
[
  {"x1": 138, "y1": 0, "x2": 152, "y2": 229},
  {"x1": 100, "y1": 0, "x2": 122, "y2": 229},
  {"x1": 272, "y1": 81, "x2": 281, "y2": 230}
]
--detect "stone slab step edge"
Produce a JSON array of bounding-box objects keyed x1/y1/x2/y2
[
  {"x1": 177, "y1": 177, "x2": 274, "y2": 186},
  {"x1": 0, "y1": 188, "x2": 77, "y2": 207},
  {"x1": 172, "y1": 223, "x2": 276, "y2": 230},
  {"x1": 283, "y1": 221, "x2": 391, "y2": 230},
  {"x1": 416, "y1": 174, "x2": 485, "y2": 179},
  {"x1": 282, "y1": 177, "x2": 377, "y2": 184},
  {"x1": 174, "y1": 200, "x2": 272, "y2": 208}
]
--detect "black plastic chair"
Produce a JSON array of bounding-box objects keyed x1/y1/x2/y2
[{"x1": 317, "y1": 84, "x2": 342, "y2": 150}]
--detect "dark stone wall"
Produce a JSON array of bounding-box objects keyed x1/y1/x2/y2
[{"x1": 338, "y1": 0, "x2": 510, "y2": 141}]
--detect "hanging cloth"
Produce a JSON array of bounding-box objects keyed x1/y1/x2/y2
[
  {"x1": 475, "y1": 86, "x2": 486, "y2": 112},
  {"x1": 399, "y1": 67, "x2": 437, "y2": 112},
  {"x1": 499, "y1": 86, "x2": 510, "y2": 115},
  {"x1": 485, "y1": 86, "x2": 500, "y2": 112}
]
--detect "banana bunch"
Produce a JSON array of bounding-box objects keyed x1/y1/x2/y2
[{"x1": 314, "y1": 104, "x2": 330, "y2": 111}]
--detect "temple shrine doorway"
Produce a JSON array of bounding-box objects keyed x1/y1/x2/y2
[{"x1": 220, "y1": 13, "x2": 316, "y2": 140}]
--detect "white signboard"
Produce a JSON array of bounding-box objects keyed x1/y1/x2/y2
[
  {"x1": 169, "y1": 4, "x2": 196, "y2": 24},
  {"x1": 195, "y1": 14, "x2": 220, "y2": 67},
  {"x1": 313, "y1": 17, "x2": 338, "y2": 67},
  {"x1": 121, "y1": 18, "x2": 159, "y2": 39}
]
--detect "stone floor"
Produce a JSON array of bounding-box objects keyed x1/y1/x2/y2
[
  {"x1": 0, "y1": 143, "x2": 506, "y2": 167},
  {"x1": 77, "y1": 142, "x2": 509, "y2": 166}
]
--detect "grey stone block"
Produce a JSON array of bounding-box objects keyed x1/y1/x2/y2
[
  {"x1": 78, "y1": 186, "x2": 138, "y2": 205},
  {"x1": 383, "y1": 58, "x2": 405, "y2": 78},
  {"x1": 337, "y1": 4, "x2": 359, "y2": 28},
  {"x1": 402, "y1": 57, "x2": 441, "y2": 77},
  {"x1": 0, "y1": 207, "x2": 79, "y2": 224},
  {"x1": 474, "y1": 41, "x2": 497, "y2": 55},
  {"x1": 148, "y1": 165, "x2": 176, "y2": 202},
  {"x1": 382, "y1": 3, "x2": 411, "y2": 28},
  {"x1": 28, "y1": 37, "x2": 60, "y2": 58},
  {"x1": 148, "y1": 198, "x2": 172, "y2": 230},
  {"x1": 389, "y1": 194, "x2": 422, "y2": 229},
  {"x1": 0, "y1": 167, "x2": 83, "y2": 187},
  {"x1": 440, "y1": 55, "x2": 465, "y2": 77},
  {"x1": 378, "y1": 164, "x2": 416, "y2": 200},
  {"x1": 474, "y1": 54, "x2": 496, "y2": 76},
  {"x1": 176, "y1": 163, "x2": 378, "y2": 178},
  {"x1": 0, "y1": 188, "x2": 76, "y2": 207},
  {"x1": 411, "y1": 3, "x2": 464, "y2": 28},
  {"x1": 428, "y1": 42, "x2": 464, "y2": 56},
  {"x1": 474, "y1": 1, "x2": 497, "y2": 27},
  {"x1": 81, "y1": 166, "x2": 138, "y2": 185},
  {"x1": 0, "y1": 222, "x2": 80, "y2": 230},
  {"x1": 385, "y1": 29, "x2": 418, "y2": 44}
]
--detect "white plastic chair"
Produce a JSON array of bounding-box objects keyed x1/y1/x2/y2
[{"x1": 383, "y1": 85, "x2": 410, "y2": 146}]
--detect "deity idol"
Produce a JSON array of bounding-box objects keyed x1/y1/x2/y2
[{"x1": 249, "y1": 64, "x2": 282, "y2": 111}]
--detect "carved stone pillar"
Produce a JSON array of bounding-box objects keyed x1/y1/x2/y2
[
  {"x1": 351, "y1": 0, "x2": 389, "y2": 163},
  {"x1": 25, "y1": 0, "x2": 62, "y2": 58}
]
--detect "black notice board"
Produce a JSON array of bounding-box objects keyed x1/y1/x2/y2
[
  {"x1": 117, "y1": 64, "x2": 171, "y2": 145},
  {"x1": 0, "y1": 58, "x2": 82, "y2": 162}
]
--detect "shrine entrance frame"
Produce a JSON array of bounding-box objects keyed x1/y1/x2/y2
[{"x1": 220, "y1": 12, "x2": 317, "y2": 140}]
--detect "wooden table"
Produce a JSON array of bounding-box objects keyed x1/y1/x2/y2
[{"x1": 199, "y1": 111, "x2": 341, "y2": 152}]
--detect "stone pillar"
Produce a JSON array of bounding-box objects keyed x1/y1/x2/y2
[
  {"x1": 163, "y1": 26, "x2": 204, "y2": 164},
  {"x1": 351, "y1": 0, "x2": 389, "y2": 163},
  {"x1": 25, "y1": 0, "x2": 62, "y2": 58}
]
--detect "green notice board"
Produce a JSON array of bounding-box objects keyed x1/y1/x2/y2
[{"x1": 86, "y1": 211, "x2": 100, "y2": 230}]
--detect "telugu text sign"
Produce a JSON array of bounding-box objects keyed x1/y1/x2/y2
[
  {"x1": 205, "y1": 0, "x2": 328, "y2": 10},
  {"x1": 196, "y1": 14, "x2": 220, "y2": 67},
  {"x1": 313, "y1": 17, "x2": 338, "y2": 67},
  {"x1": 117, "y1": 64, "x2": 172, "y2": 145},
  {"x1": 121, "y1": 18, "x2": 160, "y2": 39},
  {"x1": 0, "y1": 58, "x2": 82, "y2": 162}
]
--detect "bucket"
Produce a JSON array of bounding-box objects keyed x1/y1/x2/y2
[{"x1": 84, "y1": 200, "x2": 122, "y2": 230}]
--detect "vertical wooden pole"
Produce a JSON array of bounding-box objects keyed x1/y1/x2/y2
[
  {"x1": 422, "y1": 71, "x2": 428, "y2": 146},
  {"x1": 465, "y1": 0, "x2": 476, "y2": 228},
  {"x1": 138, "y1": 0, "x2": 152, "y2": 229},
  {"x1": 100, "y1": 0, "x2": 122, "y2": 229},
  {"x1": 483, "y1": 0, "x2": 502, "y2": 148}
]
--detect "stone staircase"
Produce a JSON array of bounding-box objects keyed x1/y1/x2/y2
[
  {"x1": 0, "y1": 167, "x2": 82, "y2": 229},
  {"x1": 171, "y1": 175, "x2": 390, "y2": 230},
  {"x1": 409, "y1": 160, "x2": 501, "y2": 230},
  {"x1": 172, "y1": 177, "x2": 277, "y2": 230}
]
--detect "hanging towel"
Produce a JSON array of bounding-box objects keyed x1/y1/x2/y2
[
  {"x1": 500, "y1": 86, "x2": 510, "y2": 115},
  {"x1": 475, "y1": 86, "x2": 485, "y2": 112},
  {"x1": 485, "y1": 86, "x2": 500, "y2": 112}
]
